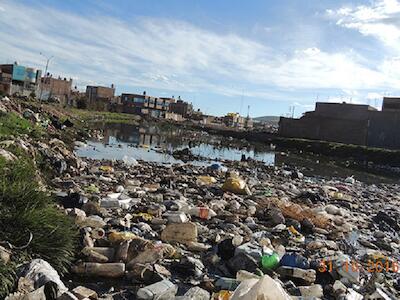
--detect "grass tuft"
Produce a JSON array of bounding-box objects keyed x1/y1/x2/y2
[
  {"x1": 0, "y1": 112, "x2": 43, "y2": 139},
  {"x1": 0, "y1": 158, "x2": 78, "y2": 297}
]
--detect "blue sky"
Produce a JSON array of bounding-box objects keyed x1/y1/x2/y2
[{"x1": 1, "y1": 0, "x2": 400, "y2": 117}]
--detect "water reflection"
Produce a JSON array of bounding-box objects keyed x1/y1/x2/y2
[{"x1": 75, "y1": 123, "x2": 275, "y2": 165}]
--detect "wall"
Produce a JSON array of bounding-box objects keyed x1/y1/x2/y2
[
  {"x1": 86, "y1": 86, "x2": 115, "y2": 110},
  {"x1": 367, "y1": 111, "x2": 400, "y2": 149},
  {"x1": 382, "y1": 97, "x2": 400, "y2": 112},
  {"x1": 40, "y1": 77, "x2": 72, "y2": 103},
  {"x1": 96, "y1": 86, "x2": 115, "y2": 99},
  {"x1": 279, "y1": 116, "x2": 368, "y2": 145}
]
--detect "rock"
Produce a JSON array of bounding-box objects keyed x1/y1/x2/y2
[
  {"x1": 127, "y1": 247, "x2": 164, "y2": 268},
  {"x1": 161, "y1": 222, "x2": 198, "y2": 244},
  {"x1": 81, "y1": 202, "x2": 102, "y2": 216},
  {"x1": 72, "y1": 286, "x2": 98, "y2": 299},
  {"x1": 67, "y1": 208, "x2": 86, "y2": 223},
  {"x1": 171, "y1": 256, "x2": 205, "y2": 278},
  {"x1": 267, "y1": 208, "x2": 285, "y2": 225},
  {"x1": 228, "y1": 252, "x2": 259, "y2": 275}
]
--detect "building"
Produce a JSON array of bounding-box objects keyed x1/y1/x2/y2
[
  {"x1": 39, "y1": 75, "x2": 72, "y2": 104},
  {"x1": 165, "y1": 112, "x2": 184, "y2": 122},
  {"x1": 86, "y1": 84, "x2": 115, "y2": 111},
  {"x1": 0, "y1": 69, "x2": 12, "y2": 95},
  {"x1": 382, "y1": 97, "x2": 400, "y2": 112},
  {"x1": 168, "y1": 97, "x2": 193, "y2": 117},
  {"x1": 0, "y1": 63, "x2": 41, "y2": 97},
  {"x1": 278, "y1": 99, "x2": 400, "y2": 149},
  {"x1": 121, "y1": 92, "x2": 176, "y2": 118},
  {"x1": 223, "y1": 112, "x2": 253, "y2": 129}
]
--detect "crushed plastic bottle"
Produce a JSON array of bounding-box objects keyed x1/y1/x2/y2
[
  {"x1": 136, "y1": 279, "x2": 177, "y2": 300},
  {"x1": 222, "y1": 175, "x2": 252, "y2": 195},
  {"x1": 261, "y1": 253, "x2": 280, "y2": 270}
]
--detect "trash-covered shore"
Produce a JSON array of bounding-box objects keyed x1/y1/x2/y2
[{"x1": 1, "y1": 97, "x2": 400, "y2": 299}]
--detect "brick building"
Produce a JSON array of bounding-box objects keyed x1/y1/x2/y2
[
  {"x1": 39, "y1": 75, "x2": 72, "y2": 104},
  {"x1": 86, "y1": 84, "x2": 115, "y2": 111},
  {"x1": 168, "y1": 97, "x2": 193, "y2": 117},
  {"x1": 278, "y1": 99, "x2": 400, "y2": 149}
]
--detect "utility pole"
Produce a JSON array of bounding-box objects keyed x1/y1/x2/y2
[
  {"x1": 245, "y1": 105, "x2": 250, "y2": 128},
  {"x1": 38, "y1": 52, "x2": 54, "y2": 101}
]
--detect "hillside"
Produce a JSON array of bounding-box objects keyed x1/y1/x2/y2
[{"x1": 252, "y1": 115, "x2": 280, "y2": 124}]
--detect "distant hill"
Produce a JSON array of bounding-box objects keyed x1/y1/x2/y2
[{"x1": 253, "y1": 116, "x2": 280, "y2": 124}]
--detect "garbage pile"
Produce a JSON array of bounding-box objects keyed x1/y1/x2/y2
[
  {"x1": 1, "y1": 97, "x2": 400, "y2": 299},
  {"x1": 7, "y1": 155, "x2": 400, "y2": 299}
]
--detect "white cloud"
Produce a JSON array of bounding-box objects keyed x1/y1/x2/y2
[
  {"x1": 328, "y1": 0, "x2": 400, "y2": 48},
  {"x1": 0, "y1": 0, "x2": 398, "y2": 104}
]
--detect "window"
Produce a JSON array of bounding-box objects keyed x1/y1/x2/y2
[{"x1": 134, "y1": 97, "x2": 145, "y2": 103}]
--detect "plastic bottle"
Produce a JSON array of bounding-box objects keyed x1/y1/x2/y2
[
  {"x1": 181, "y1": 287, "x2": 210, "y2": 299},
  {"x1": 288, "y1": 226, "x2": 305, "y2": 243},
  {"x1": 188, "y1": 207, "x2": 216, "y2": 220},
  {"x1": 91, "y1": 228, "x2": 105, "y2": 239},
  {"x1": 272, "y1": 198, "x2": 332, "y2": 229},
  {"x1": 214, "y1": 290, "x2": 233, "y2": 300},
  {"x1": 137, "y1": 279, "x2": 178, "y2": 300},
  {"x1": 261, "y1": 253, "x2": 280, "y2": 270},
  {"x1": 280, "y1": 253, "x2": 309, "y2": 269},
  {"x1": 277, "y1": 266, "x2": 316, "y2": 284},
  {"x1": 109, "y1": 231, "x2": 138, "y2": 243},
  {"x1": 72, "y1": 262, "x2": 125, "y2": 278},
  {"x1": 288, "y1": 284, "x2": 323, "y2": 298},
  {"x1": 85, "y1": 247, "x2": 115, "y2": 261},
  {"x1": 77, "y1": 215, "x2": 106, "y2": 228},
  {"x1": 215, "y1": 277, "x2": 240, "y2": 291}
]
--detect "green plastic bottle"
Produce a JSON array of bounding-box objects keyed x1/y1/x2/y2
[{"x1": 261, "y1": 253, "x2": 280, "y2": 270}]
